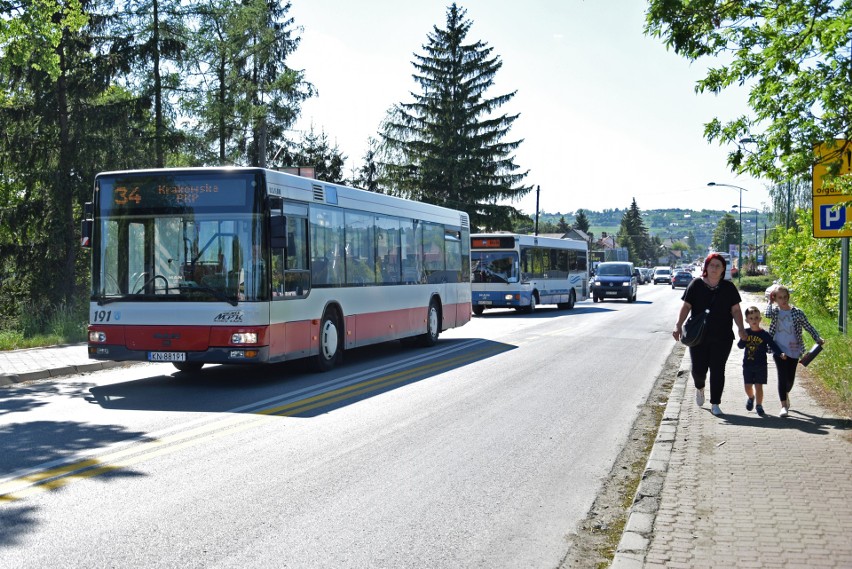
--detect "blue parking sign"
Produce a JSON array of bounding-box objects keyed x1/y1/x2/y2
[{"x1": 820, "y1": 204, "x2": 846, "y2": 230}]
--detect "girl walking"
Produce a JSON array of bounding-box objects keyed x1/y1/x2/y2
[{"x1": 765, "y1": 285, "x2": 825, "y2": 417}]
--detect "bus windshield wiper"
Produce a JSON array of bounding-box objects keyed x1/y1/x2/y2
[{"x1": 97, "y1": 293, "x2": 119, "y2": 306}]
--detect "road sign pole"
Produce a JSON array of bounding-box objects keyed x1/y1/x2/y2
[{"x1": 841, "y1": 237, "x2": 849, "y2": 334}]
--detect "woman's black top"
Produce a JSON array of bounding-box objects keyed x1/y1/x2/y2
[{"x1": 682, "y1": 278, "x2": 742, "y2": 342}]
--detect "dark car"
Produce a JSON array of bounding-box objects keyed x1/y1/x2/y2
[
  {"x1": 671, "y1": 270, "x2": 693, "y2": 289},
  {"x1": 592, "y1": 261, "x2": 638, "y2": 303}
]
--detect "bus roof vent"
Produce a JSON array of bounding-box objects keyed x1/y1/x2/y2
[
  {"x1": 312, "y1": 184, "x2": 324, "y2": 202},
  {"x1": 460, "y1": 215, "x2": 470, "y2": 228}
]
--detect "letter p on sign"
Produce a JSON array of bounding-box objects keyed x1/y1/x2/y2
[{"x1": 821, "y1": 204, "x2": 846, "y2": 231}]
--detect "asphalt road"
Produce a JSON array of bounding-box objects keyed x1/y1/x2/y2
[{"x1": 0, "y1": 283, "x2": 685, "y2": 568}]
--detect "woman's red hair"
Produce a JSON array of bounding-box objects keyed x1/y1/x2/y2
[{"x1": 702, "y1": 252, "x2": 726, "y2": 278}]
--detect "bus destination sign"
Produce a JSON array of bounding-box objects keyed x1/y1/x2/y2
[
  {"x1": 100, "y1": 175, "x2": 250, "y2": 211},
  {"x1": 471, "y1": 236, "x2": 515, "y2": 249}
]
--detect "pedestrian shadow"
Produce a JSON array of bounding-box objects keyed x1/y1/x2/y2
[{"x1": 718, "y1": 409, "x2": 851, "y2": 434}]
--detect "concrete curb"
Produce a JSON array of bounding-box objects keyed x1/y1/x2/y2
[
  {"x1": 0, "y1": 360, "x2": 132, "y2": 386},
  {"x1": 610, "y1": 351, "x2": 690, "y2": 569}
]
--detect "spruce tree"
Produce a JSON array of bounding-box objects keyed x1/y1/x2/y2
[
  {"x1": 379, "y1": 3, "x2": 530, "y2": 230},
  {"x1": 574, "y1": 210, "x2": 591, "y2": 233},
  {"x1": 617, "y1": 199, "x2": 651, "y2": 264}
]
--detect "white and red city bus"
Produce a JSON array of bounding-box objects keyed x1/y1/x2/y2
[{"x1": 82, "y1": 167, "x2": 471, "y2": 372}]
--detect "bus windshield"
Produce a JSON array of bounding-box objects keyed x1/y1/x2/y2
[
  {"x1": 92, "y1": 172, "x2": 266, "y2": 304},
  {"x1": 472, "y1": 251, "x2": 517, "y2": 283}
]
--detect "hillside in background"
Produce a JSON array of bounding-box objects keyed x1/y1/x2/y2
[{"x1": 534, "y1": 208, "x2": 768, "y2": 251}]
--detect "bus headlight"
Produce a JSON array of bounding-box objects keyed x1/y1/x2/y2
[
  {"x1": 89, "y1": 331, "x2": 107, "y2": 343},
  {"x1": 504, "y1": 294, "x2": 514, "y2": 301},
  {"x1": 231, "y1": 332, "x2": 258, "y2": 344}
]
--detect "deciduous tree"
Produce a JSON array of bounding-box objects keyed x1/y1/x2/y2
[{"x1": 645, "y1": 1, "x2": 852, "y2": 181}]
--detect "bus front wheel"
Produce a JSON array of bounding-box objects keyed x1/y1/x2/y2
[
  {"x1": 557, "y1": 290, "x2": 576, "y2": 310},
  {"x1": 472, "y1": 305, "x2": 485, "y2": 316},
  {"x1": 525, "y1": 294, "x2": 537, "y2": 314},
  {"x1": 313, "y1": 310, "x2": 342, "y2": 372},
  {"x1": 173, "y1": 362, "x2": 203, "y2": 373}
]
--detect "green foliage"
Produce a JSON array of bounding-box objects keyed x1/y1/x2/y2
[
  {"x1": 645, "y1": 1, "x2": 852, "y2": 183},
  {"x1": 711, "y1": 214, "x2": 739, "y2": 252},
  {"x1": 617, "y1": 198, "x2": 653, "y2": 264},
  {"x1": 574, "y1": 210, "x2": 590, "y2": 233},
  {"x1": 8, "y1": 299, "x2": 87, "y2": 347},
  {"x1": 0, "y1": 0, "x2": 87, "y2": 79},
  {"x1": 284, "y1": 126, "x2": 347, "y2": 184},
  {"x1": 378, "y1": 3, "x2": 531, "y2": 230},
  {"x1": 736, "y1": 275, "x2": 775, "y2": 293}
]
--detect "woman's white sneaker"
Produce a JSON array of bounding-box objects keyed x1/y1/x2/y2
[
  {"x1": 696, "y1": 388, "x2": 705, "y2": 407},
  {"x1": 711, "y1": 404, "x2": 723, "y2": 416}
]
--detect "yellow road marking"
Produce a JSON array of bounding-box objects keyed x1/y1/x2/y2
[{"x1": 1, "y1": 343, "x2": 509, "y2": 502}]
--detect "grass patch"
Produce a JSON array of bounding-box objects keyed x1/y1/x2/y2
[
  {"x1": 0, "y1": 301, "x2": 87, "y2": 351},
  {"x1": 0, "y1": 329, "x2": 66, "y2": 350},
  {"x1": 795, "y1": 301, "x2": 852, "y2": 416}
]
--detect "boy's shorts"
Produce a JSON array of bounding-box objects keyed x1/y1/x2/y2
[{"x1": 743, "y1": 367, "x2": 768, "y2": 385}]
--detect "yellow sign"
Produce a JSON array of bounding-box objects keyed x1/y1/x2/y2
[{"x1": 812, "y1": 141, "x2": 852, "y2": 238}]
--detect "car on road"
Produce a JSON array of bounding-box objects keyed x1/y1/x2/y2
[
  {"x1": 671, "y1": 270, "x2": 693, "y2": 289},
  {"x1": 592, "y1": 261, "x2": 638, "y2": 303},
  {"x1": 652, "y1": 266, "x2": 672, "y2": 285},
  {"x1": 639, "y1": 267, "x2": 653, "y2": 284}
]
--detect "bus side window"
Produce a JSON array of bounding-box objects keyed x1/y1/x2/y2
[{"x1": 272, "y1": 216, "x2": 310, "y2": 298}]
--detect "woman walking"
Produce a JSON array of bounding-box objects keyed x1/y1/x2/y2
[{"x1": 673, "y1": 253, "x2": 747, "y2": 416}]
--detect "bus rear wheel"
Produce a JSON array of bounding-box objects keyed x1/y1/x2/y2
[
  {"x1": 313, "y1": 310, "x2": 342, "y2": 372},
  {"x1": 418, "y1": 299, "x2": 441, "y2": 347}
]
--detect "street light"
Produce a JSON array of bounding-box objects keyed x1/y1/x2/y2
[
  {"x1": 707, "y1": 182, "x2": 748, "y2": 282},
  {"x1": 733, "y1": 204, "x2": 760, "y2": 273}
]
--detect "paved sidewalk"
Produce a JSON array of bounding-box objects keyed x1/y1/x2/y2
[
  {"x1": 613, "y1": 341, "x2": 852, "y2": 568},
  {"x1": 0, "y1": 343, "x2": 129, "y2": 386}
]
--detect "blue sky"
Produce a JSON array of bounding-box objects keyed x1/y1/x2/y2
[{"x1": 288, "y1": 0, "x2": 769, "y2": 216}]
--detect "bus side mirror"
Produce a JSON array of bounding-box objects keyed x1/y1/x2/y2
[
  {"x1": 270, "y1": 216, "x2": 286, "y2": 249},
  {"x1": 81, "y1": 202, "x2": 93, "y2": 248}
]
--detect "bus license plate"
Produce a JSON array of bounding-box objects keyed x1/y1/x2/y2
[
  {"x1": 148, "y1": 351, "x2": 186, "y2": 362},
  {"x1": 605, "y1": 291, "x2": 618, "y2": 296},
  {"x1": 478, "y1": 300, "x2": 492, "y2": 305}
]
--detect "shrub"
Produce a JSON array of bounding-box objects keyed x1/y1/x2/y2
[{"x1": 736, "y1": 275, "x2": 775, "y2": 293}]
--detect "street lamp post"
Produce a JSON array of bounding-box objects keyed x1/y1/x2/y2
[
  {"x1": 734, "y1": 205, "x2": 760, "y2": 273},
  {"x1": 708, "y1": 182, "x2": 749, "y2": 282}
]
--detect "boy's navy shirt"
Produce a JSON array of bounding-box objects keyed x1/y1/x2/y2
[{"x1": 738, "y1": 328, "x2": 783, "y2": 368}]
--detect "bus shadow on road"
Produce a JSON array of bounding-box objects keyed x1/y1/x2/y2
[{"x1": 85, "y1": 338, "x2": 516, "y2": 417}]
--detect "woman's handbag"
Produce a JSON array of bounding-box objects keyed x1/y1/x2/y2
[
  {"x1": 681, "y1": 289, "x2": 718, "y2": 347},
  {"x1": 681, "y1": 309, "x2": 709, "y2": 347}
]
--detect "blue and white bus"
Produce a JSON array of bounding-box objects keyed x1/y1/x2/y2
[{"x1": 470, "y1": 233, "x2": 589, "y2": 315}]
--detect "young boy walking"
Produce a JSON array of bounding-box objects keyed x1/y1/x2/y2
[{"x1": 738, "y1": 306, "x2": 786, "y2": 417}]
